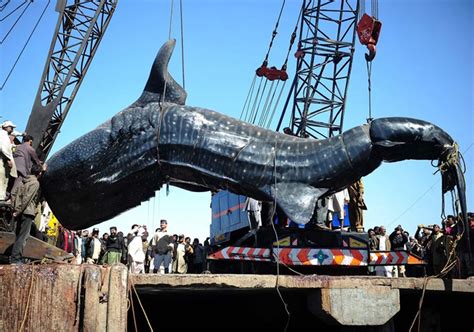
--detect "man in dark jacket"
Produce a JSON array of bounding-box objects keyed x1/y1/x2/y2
[
  {"x1": 104, "y1": 226, "x2": 123, "y2": 264},
  {"x1": 10, "y1": 164, "x2": 42, "y2": 264},
  {"x1": 11, "y1": 135, "x2": 42, "y2": 205},
  {"x1": 389, "y1": 225, "x2": 408, "y2": 277}
]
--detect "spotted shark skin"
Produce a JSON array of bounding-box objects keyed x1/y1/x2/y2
[{"x1": 41, "y1": 40, "x2": 466, "y2": 240}]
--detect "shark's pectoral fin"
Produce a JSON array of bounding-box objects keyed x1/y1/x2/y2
[{"x1": 269, "y1": 183, "x2": 328, "y2": 225}]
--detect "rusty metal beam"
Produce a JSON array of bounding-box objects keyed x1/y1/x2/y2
[{"x1": 0, "y1": 231, "x2": 68, "y2": 260}]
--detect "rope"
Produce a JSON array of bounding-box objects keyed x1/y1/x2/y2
[
  {"x1": 387, "y1": 143, "x2": 472, "y2": 229},
  {"x1": 129, "y1": 279, "x2": 138, "y2": 332},
  {"x1": 19, "y1": 263, "x2": 36, "y2": 332},
  {"x1": 0, "y1": 0, "x2": 50, "y2": 91},
  {"x1": 437, "y1": 143, "x2": 460, "y2": 174},
  {"x1": 0, "y1": 0, "x2": 32, "y2": 44},
  {"x1": 269, "y1": 139, "x2": 291, "y2": 332},
  {"x1": 130, "y1": 275, "x2": 154, "y2": 331},
  {"x1": 408, "y1": 235, "x2": 462, "y2": 332},
  {"x1": 408, "y1": 155, "x2": 466, "y2": 332},
  {"x1": 179, "y1": 0, "x2": 185, "y2": 90}
]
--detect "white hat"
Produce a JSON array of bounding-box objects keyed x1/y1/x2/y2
[{"x1": 2, "y1": 120, "x2": 16, "y2": 128}]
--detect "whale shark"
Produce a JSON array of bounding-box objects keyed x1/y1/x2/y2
[{"x1": 40, "y1": 40, "x2": 467, "y2": 243}]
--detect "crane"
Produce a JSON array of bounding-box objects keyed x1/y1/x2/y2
[
  {"x1": 25, "y1": 0, "x2": 117, "y2": 161},
  {"x1": 0, "y1": 0, "x2": 117, "y2": 260},
  {"x1": 277, "y1": 0, "x2": 359, "y2": 139}
]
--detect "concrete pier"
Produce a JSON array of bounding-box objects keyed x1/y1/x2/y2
[{"x1": 1, "y1": 264, "x2": 473, "y2": 331}]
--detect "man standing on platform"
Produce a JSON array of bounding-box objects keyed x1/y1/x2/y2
[
  {"x1": 0, "y1": 121, "x2": 17, "y2": 202},
  {"x1": 152, "y1": 219, "x2": 172, "y2": 274},
  {"x1": 348, "y1": 179, "x2": 367, "y2": 233},
  {"x1": 104, "y1": 226, "x2": 123, "y2": 264},
  {"x1": 11, "y1": 135, "x2": 43, "y2": 205},
  {"x1": 10, "y1": 164, "x2": 42, "y2": 264}
]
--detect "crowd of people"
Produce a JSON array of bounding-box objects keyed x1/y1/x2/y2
[
  {"x1": 53, "y1": 219, "x2": 211, "y2": 274},
  {"x1": 367, "y1": 213, "x2": 474, "y2": 278},
  {"x1": 0, "y1": 120, "x2": 48, "y2": 263}
]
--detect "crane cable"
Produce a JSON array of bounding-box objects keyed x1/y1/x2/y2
[
  {"x1": 240, "y1": 0, "x2": 286, "y2": 124},
  {"x1": 257, "y1": 5, "x2": 303, "y2": 129},
  {"x1": 0, "y1": 0, "x2": 50, "y2": 91},
  {"x1": 0, "y1": 0, "x2": 26, "y2": 21},
  {"x1": 179, "y1": 0, "x2": 185, "y2": 90},
  {"x1": 366, "y1": 60, "x2": 373, "y2": 122},
  {"x1": 0, "y1": 0, "x2": 31, "y2": 44},
  {"x1": 365, "y1": 0, "x2": 378, "y2": 123},
  {"x1": 263, "y1": 0, "x2": 286, "y2": 65},
  {"x1": 155, "y1": 0, "x2": 186, "y2": 218},
  {"x1": 0, "y1": 0, "x2": 11, "y2": 12}
]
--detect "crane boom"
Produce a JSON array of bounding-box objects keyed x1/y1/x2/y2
[
  {"x1": 25, "y1": 0, "x2": 118, "y2": 161},
  {"x1": 278, "y1": 0, "x2": 359, "y2": 139}
]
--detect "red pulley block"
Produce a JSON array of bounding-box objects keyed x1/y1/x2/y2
[
  {"x1": 256, "y1": 65, "x2": 288, "y2": 81},
  {"x1": 357, "y1": 13, "x2": 382, "y2": 61}
]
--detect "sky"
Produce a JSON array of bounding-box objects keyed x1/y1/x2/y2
[{"x1": 1, "y1": 0, "x2": 472, "y2": 242}]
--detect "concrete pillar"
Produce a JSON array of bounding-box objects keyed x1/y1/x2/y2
[
  {"x1": 0, "y1": 265, "x2": 81, "y2": 331},
  {"x1": 307, "y1": 286, "x2": 400, "y2": 327},
  {"x1": 106, "y1": 264, "x2": 128, "y2": 331},
  {"x1": 83, "y1": 265, "x2": 108, "y2": 332}
]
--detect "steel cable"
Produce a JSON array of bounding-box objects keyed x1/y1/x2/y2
[
  {"x1": 0, "y1": 0, "x2": 26, "y2": 21},
  {"x1": 0, "y1": 0, "x2": 50, "y2": 91},
  {"x1": 0, "y1": 0, "x2": 32, "y2": 44}
]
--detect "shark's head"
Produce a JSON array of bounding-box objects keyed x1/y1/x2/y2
[{"x1": 40, "y1": 40, "x2": 187, "y2": 230}]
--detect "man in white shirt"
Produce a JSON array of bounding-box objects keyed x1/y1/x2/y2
[
  {"x1": 128, "y1": 226, "x2": 146, "y2": 273},
  {"x1": 244, "y1": 197, "x2": 261, "y2": 229},
  {"x1": 0, "y1": 121, "x2": 16, "y2": 201}
]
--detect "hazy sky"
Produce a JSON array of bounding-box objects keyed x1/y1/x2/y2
[{"x1": 1, "y1": 0, "x2": 472, "y2": 241}]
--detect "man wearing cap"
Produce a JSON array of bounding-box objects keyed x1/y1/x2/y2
[{"x1": 0, "y1": 120, "x2": 17, "y2": 201}]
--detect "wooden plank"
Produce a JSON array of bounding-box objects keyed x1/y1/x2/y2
[{"x1": 0, "y1": 231, "x2": 69, "y2": 260}]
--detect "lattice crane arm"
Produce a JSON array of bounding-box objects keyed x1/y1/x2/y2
[{"x1": 25, "y1": 0, "x2": 118, "y2": 161}]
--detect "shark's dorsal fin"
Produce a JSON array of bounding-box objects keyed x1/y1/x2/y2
[
  {"x1": 270, "y1": 183, "x2": 328, "y2": 225},
  {"x1": 133, "y1": 39, "x2": 187, "y2": 107}
]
